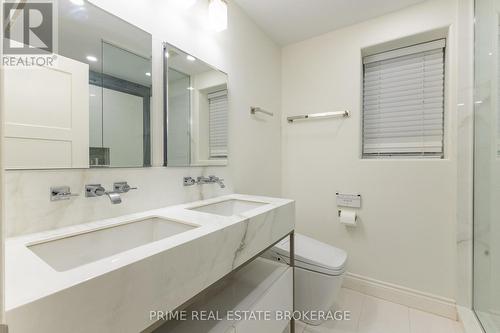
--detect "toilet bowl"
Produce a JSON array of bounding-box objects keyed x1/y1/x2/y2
[{"x1": 263, "y1": 233, "x2": 347, "y2": 326}]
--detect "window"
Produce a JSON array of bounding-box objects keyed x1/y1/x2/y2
[
  {"x1": 208, "y1": 89, "x2": 228, "y2": 158},
  {"x1": 362, "y1": 39, "x2": 446, "y2": 158}
]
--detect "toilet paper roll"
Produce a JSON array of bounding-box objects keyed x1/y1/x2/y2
[{"x1": 339, "y1": 210, "x2": 357, "y2": 226}]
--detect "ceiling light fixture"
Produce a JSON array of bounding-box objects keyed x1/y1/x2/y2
[
  {"x1": 86, "y1": 55, "x2": 98, "y2": 62},
  {"x1": 186, "y1": 55, "x2": 196, "y2": 61},
  {"x1": 187, "y1": 87, "x2": 195, "y2": 90},
  {"x1": 208, "y1": 0, "x2": 227, "y2": 32},
  {"x1": 145, "y1": 72, "x2": 151, "y2": 77}
]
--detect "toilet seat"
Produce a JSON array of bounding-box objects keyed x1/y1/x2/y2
[{"x1": 270, "y1": 233, "x2": 347, "y2": 276}]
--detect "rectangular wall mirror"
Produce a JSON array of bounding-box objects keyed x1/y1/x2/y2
[
  {"x1": 3, "y1": 0, "x2": 152, "y2": 169},
  {"x1": 164, "y1": 44, "x2": 228, "y2": 167}
]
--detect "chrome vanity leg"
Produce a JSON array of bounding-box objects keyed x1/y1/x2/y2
[{"x1": 290, "y1": 231, "x2": 295, "y2": 333}]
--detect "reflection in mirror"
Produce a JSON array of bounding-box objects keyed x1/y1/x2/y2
[
  {"x1": 3, "y1": 0, "x2": 152, "y2": 169},
  {"x1": 167, "y1": 68, "x2": 191, "y2": 166},
  {"x1": 93, "y1": 42, "x2": 151, "y2": 167},
  {"x1": 61, "y1": 0, "x2": 153, "y2": 168},
  {"x1": 164, "y1": 44, "x2": 228, "y2": 167}
]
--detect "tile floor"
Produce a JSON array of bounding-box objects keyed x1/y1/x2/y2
[{"x1": 294, "y1": 288, "x2": 465, "y2": 333}]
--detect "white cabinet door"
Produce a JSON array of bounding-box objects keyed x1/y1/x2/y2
[{"x1": 3, "y1": 55, "x2": 89, "y2": 169}]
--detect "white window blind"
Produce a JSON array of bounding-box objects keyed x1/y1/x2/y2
[
  {"x1": 208, "y1": 90, "x2": 228, "y2": 158},
  {"x1": 362, "y1": 39, "x2": 446, "y2": 158}
]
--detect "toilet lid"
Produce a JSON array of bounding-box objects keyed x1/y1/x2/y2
[{"x1": 272, "y1": 233, "x2": 347, "y2": 275}]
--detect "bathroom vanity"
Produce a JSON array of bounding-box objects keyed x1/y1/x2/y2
[{"x1": 5, "y1": 194, "x2": 294, "y2": 333}]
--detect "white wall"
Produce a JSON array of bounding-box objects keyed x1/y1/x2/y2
[
  {"x1": 167, "y1": 76, "x2": 191, "y2": 166},
  {"x1": 4, "y1": 0, "x2": 282, "y2": 236},
  {"x1": 281, "y1": 0, "x2": 458, "y2": 299}
]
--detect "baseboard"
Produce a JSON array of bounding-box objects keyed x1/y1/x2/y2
[
  {"x1": 342, "y1": 272, "x2": 458, "y2": 320},
  {"x1": 489, "y1": 308, "x2": 500, "y2": 316},
  {"x1": 457, "y1": 306, "x2": 485, "y2": 333}
]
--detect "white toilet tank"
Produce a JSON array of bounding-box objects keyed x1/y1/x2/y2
[{"x1": 263, "y1": 233, "x2": 347, "y2": 326}]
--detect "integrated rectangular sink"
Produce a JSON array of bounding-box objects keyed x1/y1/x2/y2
[
  {"x1": 188, "y1": 199, "x2": 267, "y2": 217},
  {"x1": 28, "y1": 217, "x2": 197, "y2": 272}
]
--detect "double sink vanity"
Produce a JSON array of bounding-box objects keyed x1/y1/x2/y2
[{"x1": 5, "y1": 194, "x2": 295, "y2": 333}]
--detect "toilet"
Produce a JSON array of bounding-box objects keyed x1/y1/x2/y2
[{"x1": 264, "y1": 233, "x2": 347, "y2": 326}]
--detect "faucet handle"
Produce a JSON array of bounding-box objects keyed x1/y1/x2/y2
[
  {"x1": 50, "y1": 186, "x2": 79, "y2": 201},
  {"x1": 113, "y1": 182, "x2": 137, "y2": 193},
  {"x1": 85, "y1": 184, "x2": 106, "y2": 197},
  {"x1": 183, "y1": 177, "x2": 196, "y2": 186}
]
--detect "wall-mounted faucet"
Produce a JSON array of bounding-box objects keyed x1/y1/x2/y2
[
  {"x1": 113, "y1": 181, "x2": 138, "y2": 193},
  {"x1": 50, "y1": 186, "x2": 79, "y2": 201},
  {"x1": 184, "y1": 177, "x2": 197, "y2": 186},
  {"x1": 184, "y1": 176, "x2": 225, "y2": 188},
  {"x1": 85, "y1": 184, "x2": 121, "y2": 204},
  {"x1": 200, "y1": 176, "x2": 226, "y2": 188},
  {"x1": 85, "y1": 182, "x2": 137, "y2": 204}
]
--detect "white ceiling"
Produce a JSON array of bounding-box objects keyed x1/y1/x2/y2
[{"x1": 233, "y1": 0, "x2": 428, "y2": 45}]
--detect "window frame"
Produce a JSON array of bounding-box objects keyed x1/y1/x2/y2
[
  {"x1": 207, "y1": 89, "x2": 229, "y2": 159},
  {"x1": 361, "y1": 39, "x2": 447, "y2": 159}
]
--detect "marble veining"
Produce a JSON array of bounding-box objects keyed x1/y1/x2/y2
[
  {"x1": 5, "y1": 194, "x2": 295, "y2": 333},
  {"x1": 4, "y1": 167, "x2": 232, "y2": 237},
  {"x1": 232, "y1": 219, "x2": 250, "y2": 269}
]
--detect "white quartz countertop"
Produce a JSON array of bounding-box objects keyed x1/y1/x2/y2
[{"x1": 6, "y1": 194, "x2": 294, "y2": 312}]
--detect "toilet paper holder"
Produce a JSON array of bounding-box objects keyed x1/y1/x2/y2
[
  {"x1": 338, "y1": 209, "x2": 358, "y2": 226},
  {"x1": 338, "y1": 210, "x2": 357, "y2": 217}
]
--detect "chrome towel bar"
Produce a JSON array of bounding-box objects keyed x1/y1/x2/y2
[
  {"x1": 287, "y1": 110, "x2": 349, "y2": 123},
  {"x1": 250, "y1": 106, "x2": 273, "y2": 117}
]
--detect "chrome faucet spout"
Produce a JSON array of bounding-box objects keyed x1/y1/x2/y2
[
  {"x1": 216, "y1": 180, "x2": 226, "y2": 188},
  {"x1": 105, "y1": 191, "x2": 122, "y2": 204},
  {"x1": 85, "y1": 184, "x2": 124, "y2": 204},
  {"x1": 209, "y1": 175, "x2": 225, "y2": 188}
]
